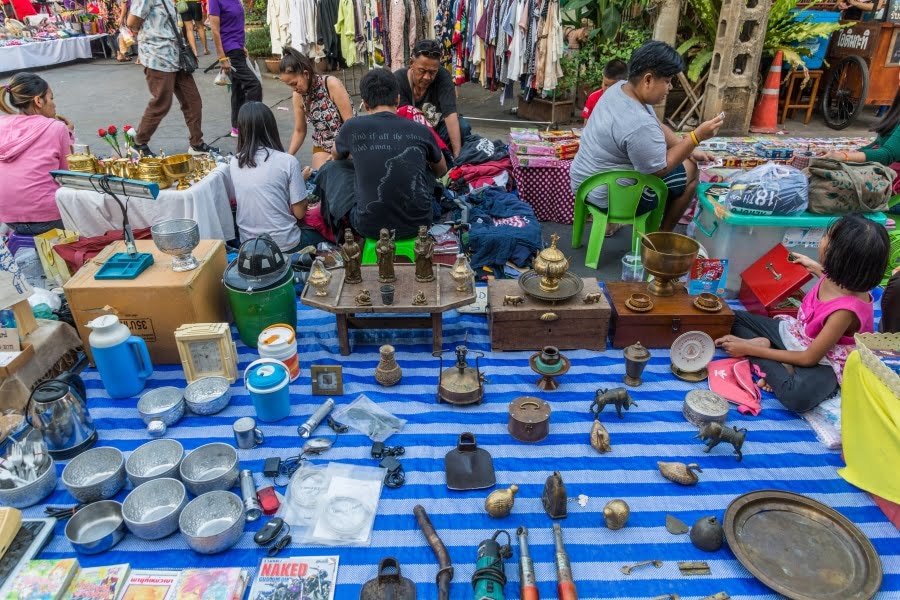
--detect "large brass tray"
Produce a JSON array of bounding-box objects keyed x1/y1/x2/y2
[
  {"x1": 518, "y1": 271, "x2": 584, "y2": 303},
  {"x1": 724, "y1": 490, "x2": 882, "y2": 600}
]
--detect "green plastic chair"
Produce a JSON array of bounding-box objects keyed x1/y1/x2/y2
[
  {"x1": 571, "y1": 171, "x2": 669, "y2": 269},
  {"x1": 361, "y1": 236, "x2": 417, "y2": 265}
]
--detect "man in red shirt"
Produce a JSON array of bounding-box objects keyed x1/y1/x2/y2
[{"x1": 582, "y1": 59, "x2": 628, "y2": 122}]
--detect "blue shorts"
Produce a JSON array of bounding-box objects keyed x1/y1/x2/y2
[{"x1": 585, "y1": 164, "x2": 688, "y2": 216}]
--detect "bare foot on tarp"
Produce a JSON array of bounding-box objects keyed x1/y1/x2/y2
[{"x1": 756, "y1": 363, "x2": 793, "y2": 393}]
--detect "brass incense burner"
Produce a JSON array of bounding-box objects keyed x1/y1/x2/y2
[
  {"x1": 434, "y1": 343, "x2": 485, "y2": 405},
  {"x1": 533, "y1": 233, "x2": 568, "y2": 292},
  {"x1": 640, "y1": 232, "x2": 700, "y2": 296}
]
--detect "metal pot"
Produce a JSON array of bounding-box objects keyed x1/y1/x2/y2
[
  {"x1": 508, "y1": 397, "x2": 551, "y2": 443},
  {"x1": 26, "y1": 372, "x2": 97, "y2": 460}
]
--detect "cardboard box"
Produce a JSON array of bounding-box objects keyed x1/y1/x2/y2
[{"x1": 64, "y1": 240, "x2": 228, "y2": 365}]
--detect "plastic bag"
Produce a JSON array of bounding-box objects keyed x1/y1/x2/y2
[
  {"x1": 248, "y1": 56, "x2": 262, "y2": 82},
  {"x1": 724, "y1": 163, "x2": 808, "y2": 216},
  {"x1": 118, "y1": 25, "x2": 134, "y2": 49},
  {"x1": 278, "y1": 462, "x2": 328, "y2": 530},
  {"x1": 214, "y1": 70, "x2": 231, "y2": 86},
  {"x1": 331, "y1": 394, "x2": 405, "y2": 442}
]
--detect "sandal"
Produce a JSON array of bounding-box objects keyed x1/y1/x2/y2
[{"x1": 605, "y1": 223, "x2": 624, "y2": 238}]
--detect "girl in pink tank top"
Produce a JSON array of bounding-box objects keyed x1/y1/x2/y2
[{"x1": 716, "y1": 215, "x2": 889, "y2": 413}]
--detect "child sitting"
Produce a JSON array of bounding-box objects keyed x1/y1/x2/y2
[{"x1": 716, "y1": 214, "x2": 890, "y2": 412}]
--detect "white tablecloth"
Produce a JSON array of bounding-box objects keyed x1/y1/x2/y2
[
  {"x1": 0, "y1": 34, "x2": 106, "y2": 73},
  {"x1": 55, "y1": 164, "x2": 236, "y2": 240}
]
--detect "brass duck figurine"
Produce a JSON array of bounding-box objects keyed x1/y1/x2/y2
[
  {"x1": 590, "y1": 418, "x2": 611, "y2": 453},
  {"x1": 657, "y1": 462, "x2": 703, "y2": 486},
  {"x1": 485, "y1": 484, "x2": 518, "y2": 518}
]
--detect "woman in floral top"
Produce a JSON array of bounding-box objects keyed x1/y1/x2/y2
[{"x1": 278, "y1": 46, "x2": 353, "y2": 169}]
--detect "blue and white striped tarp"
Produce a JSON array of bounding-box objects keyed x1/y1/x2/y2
[{"x1": 25, "y1": 288, "x2": 900, "y2": 599}]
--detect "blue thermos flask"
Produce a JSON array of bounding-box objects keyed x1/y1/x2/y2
[{"x1": 86, "y1": 314, "x2": 153, "y2": 398}]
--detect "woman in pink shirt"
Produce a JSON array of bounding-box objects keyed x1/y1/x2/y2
[{"x1": 0, "y1": 73, "x2": 73, "y2": 236}]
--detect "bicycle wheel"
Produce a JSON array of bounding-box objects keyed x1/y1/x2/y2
[{"x1": 821, "y1": 55, "x2": 870, "y2": 130}]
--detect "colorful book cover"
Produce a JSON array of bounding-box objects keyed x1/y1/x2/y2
[
  {"x1": 119, "y1": 571, "x2": 181, "y2": 600},
  {"x1": 6, "y1": 559, "x2": 80, "y2": 600},
  {"x1": 166, "y1": 569, "x2": 248, "y2": 600},
  {"x1": 248, "y1": 557, "x2": 339, "y2": 600},
  {"x1": 65, "y1": 565, "x2": 130, "y2": 600}
]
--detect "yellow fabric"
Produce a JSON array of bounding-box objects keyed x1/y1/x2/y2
[
  {"x1": 838, "y1": 350, "x2": 900, "y2": 503},
  {"x1": 334, "y1": 0, "x2": 357, "y2": 67}
]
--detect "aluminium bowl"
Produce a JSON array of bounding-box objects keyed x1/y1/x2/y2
[
  {"x1": 179, "y1": 442, "x2": 239, "y2": 496},
  {"x1": 0, "y1": 457, "x2": 57, "y2": 508},
  {"x1": 137, "y1": 387, "x2": 186, "y2": 427},
  {"x1": 179, "y1": 490, "x2": 246, "y2": 554},
  {"x1": 125, "y1": 439, "x2": 184, "y2": 487},
  {"x1": 65, "y1": 500, "x2": 126, "y2": 554},
  {"x1": 123, "y1": 477, "x2": 187, "y2": 540},
  {"x1": 61, "y1": 446, "x2": 126, "y2": 503},
  {"x1": 150, "y1": 218, "x2": 199, "y2": 256},
  {"x1": 184, "y1": 377, "x2": 232, "y2": 415}
]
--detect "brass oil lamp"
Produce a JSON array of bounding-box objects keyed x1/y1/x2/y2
[{"x1": 434, "y1": 343, "x2": 485, "y2": 405}]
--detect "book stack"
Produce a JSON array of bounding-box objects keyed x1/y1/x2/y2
[{"x1": 509, "y1": 128, "x2": 580, "y2": 168}]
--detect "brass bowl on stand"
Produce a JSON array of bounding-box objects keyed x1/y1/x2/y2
[
  {"x1": 162, "y1": 154, "x2": 193, "y2": 191},
  {"x1": 138, "y1": 157, "x2": 171, "y2": 189},
  {"x1": 640, "y1": 232, "x2": 700, "y2": 297}
]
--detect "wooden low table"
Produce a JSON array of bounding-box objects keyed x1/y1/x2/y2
[{"x1": 301, "y1": 264, "x2": 476, "y2": 355}]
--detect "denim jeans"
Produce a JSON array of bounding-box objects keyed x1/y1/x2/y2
[{"x1": 8, "y1": 220, "x2": 65, "y2": 236}]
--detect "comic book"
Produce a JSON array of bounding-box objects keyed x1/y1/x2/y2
[
  {"x1": 164, "y1": 569, "x2": 248, "y2": 600},
  {"x1": 118, "y1": 570, "x2": 180, "y2": 600},
  {"x1": 65, "y1": 564, "x2": 130, "y2": 600},
  {"x1": 6, "y1": 559, "x2": 80, "y2": 600},
  {"x1": 247, "y1": 557, "x2": 339, "y2": 600}
]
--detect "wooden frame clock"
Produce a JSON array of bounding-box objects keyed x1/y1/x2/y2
[{"x1": 175, "y1": 323, "x2": 238, "y2": 383}]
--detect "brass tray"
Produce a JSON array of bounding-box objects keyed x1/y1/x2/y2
[
  {"x1": 518, "y1": 271, "x2": 584, "y2": 303},
  {"x1": 724, "y1": 490, "x2": 882, "y2": 600}
]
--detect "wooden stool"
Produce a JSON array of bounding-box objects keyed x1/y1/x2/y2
[{"x1": 780, "y1": 70, "x2": 823, "y2": 125}]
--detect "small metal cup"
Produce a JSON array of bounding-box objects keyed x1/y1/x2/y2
[
  {"x1": 233, "y1": 417, "x2": 265, "y2": 449},
  {"x1": 380, "y1": 284, "x2": 395, "y2": 305}
]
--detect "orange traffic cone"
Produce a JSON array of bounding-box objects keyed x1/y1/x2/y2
[{"x1": 749, "y1": 51, "x2": 783, "y2": 134}]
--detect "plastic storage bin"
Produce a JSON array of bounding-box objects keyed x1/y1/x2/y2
[
  {"x1": 790, "y1": 10, "x2": 841, "y2": 70},
  {"x1": 691, "y1": 183, "x2": 887, "y2": 297}
]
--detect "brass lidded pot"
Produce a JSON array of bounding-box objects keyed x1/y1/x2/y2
[
  {"x1": 67, "y1": 152, "x2": 98, "y2": 174},
  {"x1": 533, "y1": 233, "x2": 569, "y2": 293},
  {"x1": 623, "y1": 342, "x2": 651, "y2": 387},
  {"x1": 137, "y1": 157, "x2": 170, "y2": 189}
]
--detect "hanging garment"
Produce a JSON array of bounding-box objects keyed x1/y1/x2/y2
[
  {"x1": 540, "y1": 0, "x2": 562, "y2": 91},
  {"x1": 335, "y1": 0, "x2": 357, "y2": 66},
  {"x1": 406, "y1": 0, "x2": 417, "y2": 63},
  {"x1": 389, "y1": 0, "x2": 407, "y2": 70},
  {"x1": 318, "y1": 0, "x2": 342, "y2": 64},
  {"x1": 287, "y1": 0, "x2": 318, "y2": 54},
  {"x1": 267, "y1": 0, "x2": 291, "y2": 55}
]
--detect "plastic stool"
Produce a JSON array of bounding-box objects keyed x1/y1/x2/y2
[
  {"x1": 5, "y1": 231, "x2": 36, "y2": 257},
  {"x1": 362, "y1": 237, "x2": 416, "y2": 265}
]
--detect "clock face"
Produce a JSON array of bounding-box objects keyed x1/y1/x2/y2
[{"x1": 188, "y1": 339, "x2": 222, "y2": 374}]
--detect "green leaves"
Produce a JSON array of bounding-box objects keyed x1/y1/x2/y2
[{"x1": 687, "y1": 49, "x2": 713, "y2": 81}]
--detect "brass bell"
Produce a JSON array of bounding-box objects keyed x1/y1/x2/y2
[{"x1": 484, "y1": 485, "x2": 518, "y2": 518}]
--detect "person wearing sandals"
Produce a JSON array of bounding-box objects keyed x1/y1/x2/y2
[{"x1": 278, "y1": 46, "x2": 354, "y2": 169}]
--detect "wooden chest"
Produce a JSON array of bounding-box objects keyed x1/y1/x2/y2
[
  {"x1": 606, "y1": 282, "x2": 734, "y2": 349},
  {"x1": 488, "y1": 278, "x2": 610, "y2": 351}
]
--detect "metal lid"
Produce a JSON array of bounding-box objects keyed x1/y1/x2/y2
[
  {"x1": 31, "y1": 380, "x2": 69, "y2": 404},
  {"x1": 624, "y1": 342, "x2": 651, "y2": 362},
  {"x1": 508, "y1": 397, "x2": 551, "y2": 423}
]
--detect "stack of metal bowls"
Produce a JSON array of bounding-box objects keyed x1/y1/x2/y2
[
  {"x1": 179, "y1": 443, "x2": 239, "y2": 496},
  {"x1": 123, "y1": 477, "x2": 188, "y2": 540},
  {"x1": 61, "y1": 447, "x2": 126, "y2": 503}
]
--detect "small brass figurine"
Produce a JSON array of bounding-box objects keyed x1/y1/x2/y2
[
  {"x1": 355, "y1": 289, "x2": 373, "y2": 306},
  {"x1": 450, "y1": 253, "x2": 475, "y2": 293},
  {"x1": 412, "y1": 290, "x2": 427, "y2": 306},
  {"x1": 414, "y1": 225, "x2": 435, "y2": 283},
  {"x1": 542, "y1": 471, "x2": 567, "y2": 519},
  {"x1": 375, "y1": 344, "x2": 402, "y2": 386},
  {"x1": 376, "y1": 228, "x2": 396, "y2": 283},
  {"x1": 589, "y1": 418, "x2": 611, "y2": 453},
  {"x1": 658, "y1": 462, "x2": 702, "y2": 486},
  {"x1": 502, "y1": 294, "x2": 525, "y2": 306},
  {"x1": 484, "y1": 484, "x2": 518, "y2": 518},
  {"x1": 697, "y1": 421, "x2": 747, "y2": 461},
  {"x1": 341, "y1": 228, "x2": 362, "y2": 284},
  {"x1": 307, "y1": 258, "x2": 332, "y2": 296},
  {"x1": 603, "y1": 499, "x2": 630, "y2": 530},
  {"x1": 582, "y1": 292, "x2": 603, "y2": 304},
  {"x1": 591, "y1": 387, "x2": 637, "y2": 419}
]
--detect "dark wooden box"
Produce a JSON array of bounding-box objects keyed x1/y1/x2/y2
[
  {"x1": 606, "y1": 282, "x2": 734, "y2": 349},
  {"x1": 488, "y1": 278, "x2": 610, "y2": 351}
]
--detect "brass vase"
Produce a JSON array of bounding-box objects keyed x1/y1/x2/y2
[
  {"x1": 623, "y1": 342, "x2": 651, "y2": 387},
  {"x1": 375, "y1": 345, "x2": 402, "y2": 386},
  {"x1": 307, "y1": 258, "x2": 332, "y2": 296},
  {"x1": 450, "y1": 253, "x2": 475, "y2": 293}
]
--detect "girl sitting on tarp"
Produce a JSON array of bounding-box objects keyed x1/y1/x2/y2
[{"x1": 715, "y1": 215, "x2": 889, "y2": 412}]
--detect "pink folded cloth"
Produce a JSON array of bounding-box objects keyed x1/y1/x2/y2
[{"x1": 708, "y1": 357, "x2": 762, "y2": 416}]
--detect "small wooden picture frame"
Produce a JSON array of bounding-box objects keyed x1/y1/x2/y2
[{"x1": 311, "y1": 365, "x2": 343, "y2": 396}]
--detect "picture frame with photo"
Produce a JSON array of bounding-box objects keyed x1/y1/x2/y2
[{"x1": 311, "y1": 365, "x2": 344, "y2": 396}]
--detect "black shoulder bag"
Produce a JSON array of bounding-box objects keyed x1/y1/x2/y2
[{"x1": 159, "y1": 0, "x2": 198, "y2": 74}]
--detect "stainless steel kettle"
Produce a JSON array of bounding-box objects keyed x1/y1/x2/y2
[{"x1": 26, "y1": 372, "x2": 97, "y2": 460}]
